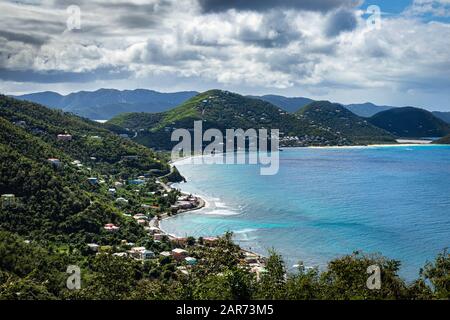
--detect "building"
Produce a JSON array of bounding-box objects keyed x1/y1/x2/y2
[
  {"x1": 1, "y1": 194, "x2": 16, "y2": 207},
  {"x1": 136, "y1": 219, "x2": 148, "y2": 226},
  {"x1": 87, "y1": 243, "x2": 99, "y2": 252},
  {"x1": 57, "y1": 134, "x2": 72, "y2": 141},
  {"x1": 104, "y1": 223, "x2": 120, "y2": 232},
  {"x1": 142, "y1": 250, "x2": 155, "y2": 260},
  {"x1": 128, "y1": 179, "x2": 145, "y2": 185},
  {"x1": 153, "y1": 233, "x2": 165, "y2": 241},
  {"x1": 14, "y1": 120, "x2": 26, "y2": 127},
  {"x1": 88, "y1": 177, "x2": 98, "y2": 185},
  {"x1": 160, "y1": 251, "x2": 171, "y2": 257},
  {"x1": 115, "y1": 197, "x2": 129, "y2": 204},
  {"x1": 108, "y1": 188, "x2": 116, "y2": 195},
  {"x1": 133, "y1": 213, "x2": 146, "y2": 220},
  {"x1": 48, "y1": 158, "x2": 62, "y2": 168},
  {"x1": 128, "y1": 247, "x2": 155, "y2": 260},
  {"x1": 174, "y1": 201, "x2": 194, "y2": 210},
  {"x1": 250, "y1": 266, "x2": 267, "y2": 282},
  {"x1": 203, "y1": 237, "x2": 219, "y2": 246},
  {"x1": 114, "y1": 181, "x2": 124, "y2": 188},
  {"x1": 171, "y1": 248, "x2": 188, "y2": 261},
  {"x1": 113, "y1": 252, "x2": 128, "y2": 258},
  {"x1": 185, "y1": 257, "x2": 197, "y2": 266},
  {"x1": 170, "y1": 237, "x2": 189, "y2": 246}
]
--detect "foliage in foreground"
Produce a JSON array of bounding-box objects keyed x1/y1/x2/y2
[{"x1": 0, "y1": 231, "x2": 448, "y2": 300}]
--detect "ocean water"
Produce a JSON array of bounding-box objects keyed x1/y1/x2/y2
[{"x1": 161, "y1": 145, "x2": 450, "y2": 280}]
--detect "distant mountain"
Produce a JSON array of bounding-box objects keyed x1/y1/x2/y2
[
  {"x1": 344, "y1": 102, "x2": 394, "y2": 118},
  {"x1": 297, "y1": 101, "x2": 395, "y2": 145},
  {"x1": 432, "y1": 111, "x2": 450, "y2": 124},
  {"x1": 368, "y1": 107, "x2": 450, "y2": 138},
  {"x1": 14, "y1": 88, "x2": 198, "y2": 120},
  {"x1": 109, "y1": 90, "x2": 396, "y2": 149},
  {"x1": 249, "y1": 95, "x2": 313, "y2": 113}
]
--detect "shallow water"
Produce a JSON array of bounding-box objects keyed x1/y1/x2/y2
[{"x1": 161, "y1": 145, "x2": 450, "y2": 280}]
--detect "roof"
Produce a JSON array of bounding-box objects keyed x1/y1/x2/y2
[
  {"x1": 172, "y1": 248, "x2": 188, "y2": 254},
  {"x1": 185, "y1": 257, "x2": 197, "y2": 261}
]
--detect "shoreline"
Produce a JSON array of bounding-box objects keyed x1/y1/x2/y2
[
  {"x1": 155, "y1": 179, "x2": 268, "y2": 261},
  {"x1": 158, "y1": 142, "x2": 448, "y2": 262}
]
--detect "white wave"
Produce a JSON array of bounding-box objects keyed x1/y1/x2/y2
[
  {"x1": 202, "y1": 208, "x2": 240, "y2": 216},
  {"x1": 233, "y1": 228, "x2": 258, "y2": 234}
]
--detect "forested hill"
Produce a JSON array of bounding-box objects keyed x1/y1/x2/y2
[
  {"x1": 368, "y1": 107, "x2": 450, "y2": 138},
  {"x1": 0, "y1": 95, "x2": 177, "y2": 244},
  {"x1": 297, "y1": 101, "x2": 395, "y2": 145},
  {"x1": 0, "y1": 95, "x2": 449, "y2": 300},
  {"x1": 0, "y1": 95, "x2": 169, "y2": 177},
  {"x1": 108, "y1": 90, "x2": 396, "y2": 150}
]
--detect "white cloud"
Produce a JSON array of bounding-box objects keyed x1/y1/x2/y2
[{"x1": 0, "y1": 0, "x2": 449, "y2": 109}]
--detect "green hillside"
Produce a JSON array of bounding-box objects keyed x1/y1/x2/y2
[
  {"x1": 0, "y1": 95, "x2": 169, "y2": 177},
  {"x1": 0, "y1": 95, "x2": 448, "y2": 300},
  {"x1": 368, "y1": 107, "x2": 450, "y2": 138},
  {"x1": 297, "y1": 101, "x2": 396, "y2": 145},
  {"x1": 0, "y1": 95, "x2": 182, "y2": 243},
  {"x1": 109, "y1": 90, "x2": 395, "y2": 149}
]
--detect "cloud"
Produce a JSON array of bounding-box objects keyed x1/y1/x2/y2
[
  {"x1": 0, "y1": 66, "x2": 131, "y2": 83},
  {"x1": 0, "y1": 0, "x2": 450, "y2": 109},
  {"x1": 197, "y1": 0, "x2": 362, "y2": 13},
  {"x1": 406, "y1": 0, "x2": 450, "y2": 17},
  {"x1": 0, "y1": 30, "x2": 48, "y2": 46},
  {"x1": 324, "y1": 9, "x2": 358, "y2": 37}
]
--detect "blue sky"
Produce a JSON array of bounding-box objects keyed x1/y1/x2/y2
[
  {"x1": 0, "y1": 0, "x2": 450, "y2": 111},
  {"x1": 363, "y1": 0, "x2": 411, "y2": 14}
]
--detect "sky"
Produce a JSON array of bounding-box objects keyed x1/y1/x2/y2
[{"x1": 0, "y1": 0, "x2": 450, "y2": 111}]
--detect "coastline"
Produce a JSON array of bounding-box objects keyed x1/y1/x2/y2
[
  {"x1": 158, "y1": 142, "x2": 448, "y2": 262},
  {"x1": 155, "y1": 177, "x2": 268, "y2": 261}
]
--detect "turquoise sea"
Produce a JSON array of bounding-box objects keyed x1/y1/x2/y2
[{"x1": 161, "y1": 145, "x2": 450, "y2": 280}]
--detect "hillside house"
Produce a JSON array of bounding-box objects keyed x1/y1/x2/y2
[
  {"x1": 128, "y1": 179, "x2": 145, "y2": 185},
  {"x1": 171, "y1": 248, "x2": 188, "y2": 261},
  {"x1": 185, "y1": 257, "x2": 197, "y2": 266},
  {"x1": 115, "y1": 197, "x2": 128, "y2": 204},
  {"x1": 1, "y1": 194, "x2": 16, "y2": 207},
  {"x1": 48, "y1": 158, "x2": 62, "y2": 168},
  {"x1": 57, "y1": 134, "x2": 72, "y2": 141},
  {"x1": 87, "y1": 243, "x2": 99, "y2": 252},
  {"x1": 88, "y1": 177, "x2": 98, "y2": 185},
  {"x1": 104, "y1": 223, "x2": 120, "y2": 232}
]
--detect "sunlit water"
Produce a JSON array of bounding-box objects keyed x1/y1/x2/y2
[{"x1": 161, "y1": 145, "x2": 450, "y2": 280}]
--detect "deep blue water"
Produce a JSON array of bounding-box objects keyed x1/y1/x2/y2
[{"x1": 161, "y1": 145, "x2": 450, "y2": 280}]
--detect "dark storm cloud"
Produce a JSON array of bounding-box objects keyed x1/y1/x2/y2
[
  {"x1": 324, "y1": 9, "x2": 357, "y2": 37},
  {"x1": 0, "y1": 30, "x2": 48, "y2": 46},
  {"x1": 0, "y1": 67, "x2": 131, "y2": 83},
  {"x1": 198, "y1": 0, "x2": 362, "y2": 13}
]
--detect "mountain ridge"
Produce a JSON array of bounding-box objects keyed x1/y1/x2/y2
[{"x1": 109, "y1": 90, "x2": 396, "y2": 149}]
